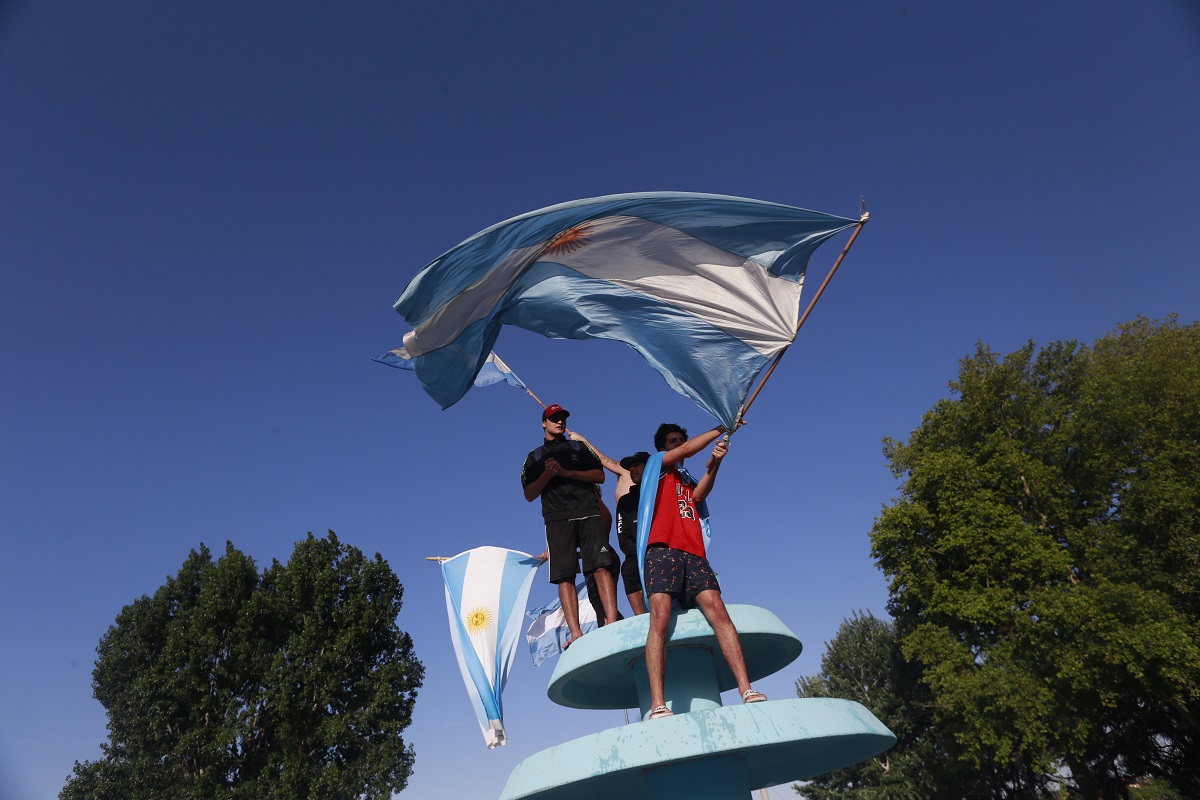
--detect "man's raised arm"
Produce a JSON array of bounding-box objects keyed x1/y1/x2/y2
[
  {"x1": 692, "y1": 440, "x2": 728, "y2": 504},
  {"x1": 568, "y1": 431, "x2": 628, "y2": 480},
  {"x1": 662, "y1": 426, "x2": 727, "y2": 465}
]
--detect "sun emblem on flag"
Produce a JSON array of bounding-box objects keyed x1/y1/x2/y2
[
  {"x1": 544, "y1": 223, "x2": 593, "y2": 255},
  {"x1": 464, "y1": 606, "x2": 494, "y2": 635}
]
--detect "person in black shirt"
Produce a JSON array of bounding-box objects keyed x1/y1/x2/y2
[
  {"x1": 615, "y1": 451, "x2": 650, "y2": 615},
  {"x1": 521, "y1": 403, "x2": 619, "y2": 647},
  {"x1": 566, "y1": 431, "x2": 644, "y2": 618}
]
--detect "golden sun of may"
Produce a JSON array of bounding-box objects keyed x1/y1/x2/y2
[{"x1": 464, "y1": 606, "x2": 494, "y2": 635}]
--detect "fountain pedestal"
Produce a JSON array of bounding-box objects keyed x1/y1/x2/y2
[{"x1": 500, "y1": 604, "x2": 895, "y2": 800}]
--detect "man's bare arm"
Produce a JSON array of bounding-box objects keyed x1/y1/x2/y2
[
  {"x1": 523, "y1": 458, "x2": 559, "y2": 502},
  {"x1": 662, "y1": 426, "x2": 727, "y2": 465},
  {"x1": 568, "y1": 431, "x2": 628, "y2": 479},
  {"x1": 692, "y1": 440, "x2": 728, "y2": 504},
  {"x1": 560, "y1": 467, "x2": 605, "y2": 484}
]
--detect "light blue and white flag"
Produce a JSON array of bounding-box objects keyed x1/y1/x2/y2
[
  {"x1": 440, "y1": 546, "x2": 541, "y2": 748},
  {"x1": 375, "y1": 347, "x2": 527, "y2": 390},
  {"x1": 394, "y1": 192, "x2": 857, "y2": 428},
  {"x1": 524, "y1": 581, "x2": 598, "y2": 667}
]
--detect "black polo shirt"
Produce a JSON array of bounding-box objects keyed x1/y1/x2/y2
[{"x1": 521, "y1": 437, "x2": 602, "y2": 521}]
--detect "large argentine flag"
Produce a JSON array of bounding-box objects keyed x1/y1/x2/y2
[
  {"x1": 395, "y1": 192, "x2": 857, "y2": 428},
  {"x1": 440, "y1": 547, "x2": 541, "y2": 748}
]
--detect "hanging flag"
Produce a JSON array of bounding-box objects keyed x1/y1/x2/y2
[
  {"x1": 374, "y1": 347, "x2": 528, "y2": 390},
  {"x1": 393, "y1": 192, "x2": 857, "y2": 428},
  {"x1": 524, "y1": 580, "x2": 598, "y2": 667},
  {"x1": 440, "y1": 546, "x2": 541, "y2": 748}
]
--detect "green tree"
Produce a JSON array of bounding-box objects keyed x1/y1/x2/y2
[
  {"x1": 871, "y1": 317, "x2": 1200, "y2": 799},
  {"x1": 62, "y1": 532, "x2": 423, "y2": 800},
  {"x1": 795, "y1": 610, "x2": 925, "y2": 800},
  {"x1": 795, "y1": 611, "x2": 1055, "y2": 800}
]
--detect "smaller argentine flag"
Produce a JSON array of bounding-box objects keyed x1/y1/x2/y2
[
  {"x1": 440, "y1": 546, "x2": 542, "y2": 748},
  {"x1": 524, "y1": 580, "x2": 598, "y2": 667},
  {"x1": 375, "y1": 347, "x2": 528, "y2": 390}
]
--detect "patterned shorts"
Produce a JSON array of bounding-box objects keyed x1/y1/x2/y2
[{"x1": 644, "y1": 545, "x2": 720, "y2": 605}]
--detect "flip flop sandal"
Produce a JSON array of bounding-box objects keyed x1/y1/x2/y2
[
  {"x1": 646, "y1": 705, "x2": 674, "y2": 720},
  {"x1": 742, "y1": 689, "x2": 767, "y2": 704}
]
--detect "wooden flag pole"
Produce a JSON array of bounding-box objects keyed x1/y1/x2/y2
[
  {"x1": 729, "y1": 211, "x2": 870, "y2": 435},
  {"x1": 523, "y1": 387, "x2": 547, "y2": 408},
  {"x1": 489, "y1": 353, "x2": 547, "y2": 408}
]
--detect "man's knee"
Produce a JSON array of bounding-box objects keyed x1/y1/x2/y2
[
  {"x1": 647, "y1": 597, "x2": 671, "y2": 633},
  {"x1": 696, "y1": 591, "x2": 733, "y2": 625}
]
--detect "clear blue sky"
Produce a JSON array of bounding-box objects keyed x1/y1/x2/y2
[{"x1": 2, "y1": 2, "x2": 1197, "y2": 798}]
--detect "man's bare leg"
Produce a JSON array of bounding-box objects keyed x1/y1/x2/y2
[
  {"x1": 557, "y1": 579, "x2": 584, "y2": 646},
  {"x1": 627, "y1": 589, "x2": 647, "y2": 615},
  {"x1": 694, "y1": 589, "x2": 753, "y2": 697},
  {"x1": 584, "y1": 568, "x2": 608, "y2": 625},
  {"x1": 645, "y1": 591, "x2": 673, "y2": 711},
  {"x1": 590, "y1": 566, "x2": 621, "y2": 625}
]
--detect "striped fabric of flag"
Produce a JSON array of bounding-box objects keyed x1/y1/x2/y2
[
  {"x1": 524, "y1": 580, "x2": 598, "y2": 667},
  {"x1": 394, "y1": 192, "x2": 856, "y2": 428},
  {"x1": 440, "y1": 546, "x2": 541, "y2": 748}
]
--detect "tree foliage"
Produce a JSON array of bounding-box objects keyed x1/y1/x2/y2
[
  {"x1": 795, "y1": 611, "x2": 929, "y2": 800},
  {"x1": 795, "y1": 611, "x2": 1054, "y2": 800},
  {"x1": 62, "y1": 532, "x2": 423, "y2": 800},
  {"x1": 869, "y1": 317, "x2": 1200, "y2": 799}
]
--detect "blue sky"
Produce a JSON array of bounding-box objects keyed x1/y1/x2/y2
[{"x1": 2, "y1": 2, "x2": 1198, "y2": 798}]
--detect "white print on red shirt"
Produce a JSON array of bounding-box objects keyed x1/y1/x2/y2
[{"x1": 675, "y1": 482, "x2": 696, "y2": 520}]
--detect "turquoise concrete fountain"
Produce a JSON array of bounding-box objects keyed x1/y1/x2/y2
[{"x1": 500, "y1": 604, "x2": 895, "y2": 799}]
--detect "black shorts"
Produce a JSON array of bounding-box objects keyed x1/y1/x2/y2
[
  {"x1": 545, "y1": 515, "x2": 616, "y2": 584},
  {"x1": 620, "y1": 550, "x2": 642, "y2": 595},
  {"x1": 643, "y1": 545, "x2": 720, "y2": 604}
]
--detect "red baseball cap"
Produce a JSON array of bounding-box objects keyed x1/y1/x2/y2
[{"x1": 542, "y1": 403, "x2": 570, "y2": 421}]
